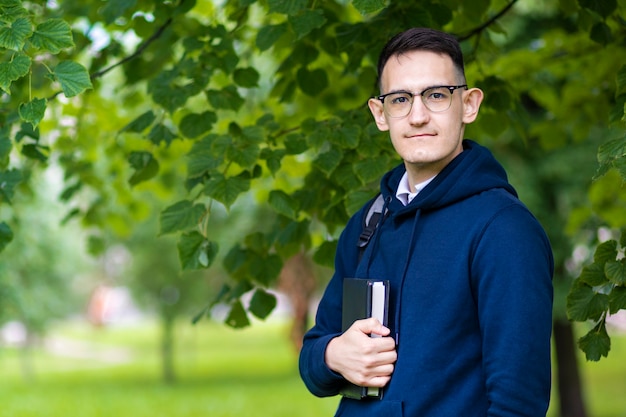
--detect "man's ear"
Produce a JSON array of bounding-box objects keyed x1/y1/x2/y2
[
  {"x1": 368, "y1": 98, "x2": 390, "y2": 131},
  {"x1": 462, "y1": 88, "x2": 484, "y2": 124}
]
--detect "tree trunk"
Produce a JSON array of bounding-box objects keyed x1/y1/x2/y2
[
  {"x1": 553, "y1": 319, "x2": 588, "y2": 417},
  {"x1": 278, "y1": 252, "x2": 317, "y2": 351},
  {"x1": 161, "y1": 315, "x2": 176, "y2": 383},
  {"x1": 19, "y1": 330, "x2": 37, "y2": 383}
]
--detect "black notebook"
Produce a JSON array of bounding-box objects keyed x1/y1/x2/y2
[{"x1": 340, "y1": 278, "x2": 390, "y2": 400}]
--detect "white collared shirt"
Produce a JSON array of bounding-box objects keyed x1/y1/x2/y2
[{"x1": 395, "y1": 171, "x2": 435, "y2": 206}]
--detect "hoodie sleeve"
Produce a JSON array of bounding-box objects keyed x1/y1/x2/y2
[
  {"x1": 471, "y1": 203, "x2": 554, "y2": 417},
  {"x1": 298, "y1": 210, "x2": 365, "y2": 397}
]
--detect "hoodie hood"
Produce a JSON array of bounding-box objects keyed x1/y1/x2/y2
[{"x1": 380, "y1": 140, "x2": 517, "y2": 215}]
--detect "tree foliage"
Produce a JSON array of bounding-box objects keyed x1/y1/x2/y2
[{"x1": 1, "y1": 0, "x2": 626, "y2": 360}]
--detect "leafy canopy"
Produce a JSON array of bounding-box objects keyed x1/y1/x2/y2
[{"x1": 1, "y1": 0, "x2": 626, "y2": 353}]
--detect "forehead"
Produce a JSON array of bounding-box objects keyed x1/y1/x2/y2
[{"x1": 380, "y1": 50, "x2": 458, "y2": 91}]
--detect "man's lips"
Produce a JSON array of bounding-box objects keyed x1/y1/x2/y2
[{"x1": 406, "y1": 133, "x2": 436, "y2": 138}]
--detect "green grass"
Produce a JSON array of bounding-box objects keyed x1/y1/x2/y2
[
  {"x1": 0, "y1": 318, "x2": 625, "y2": 417},
  {"x1": 0, "y1": 318, "x2": 338, "y2": 417}
]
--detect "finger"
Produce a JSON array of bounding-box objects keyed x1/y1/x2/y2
[
  {"x1": 367, "y1": 349, "x2": 397, "y2": 367},
  {"x1": 368, "y1": 375, "x2": 392, "y2": 388},
  {"x1": 375, "y1": 336, "x2": 397, "y2": 352},
  {"x1": 353, "y1": 317, "x2": 391, "y2": 336}
]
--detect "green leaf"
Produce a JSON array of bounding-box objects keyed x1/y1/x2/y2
[
  {"x1": 594, "y1": 240, "x2": 618, "y2": 265},
  {"x1": 296, "y1": 67, "x2": 328, "y2": 96},
  {"x1": 578, "y1": 320, "x2": 611, "y2": 361},
  {"x1": 206, "y1": 85, "x2": 244, "y2": 111},
  {"x1": 313, "y1": 240, "x2": 337, "y2": 268},
  {"x1": 225, "y1": 300, "x2": 250, "y2": 328},
  {"x1": 256, "y1": 23, "x2": 288, "y2": 51},
  {"x1": 616, "y1": 65, "x2": 626, "y2": 97},
  {"x1": 233, "y1": 67, "x2": 260, "y2": 88},
  {"x1": 0, "y1": 222, "x2": 13, "y2": 253},
  {"x1": 0, "y1": 1, "x2": 28, "y2": 21},
  {"x1": 314, "y1": 147, "x2": 343, "y2": 176},
  {"x1": 121, "y1": 111, "x2": 155, "y2": 133},
  {"x1": 597, "y1": 137, "x2": 626, "y2": 167},
  {"x1": 227, "y1": 141, "x2": 260, "y2": 169},
  {"x1": 578, "y1": 262, "x2": 609, "y2": 287},
  {"x1": 148, "y1": 123, "x2": 177, "y2": 146},
  {"x1": 179, "y1": 111, "x2": 217, "y2": 138},
  {"x1": 269, "y1": 190, "x2": 298, "y2": 219},
  {"x1": 59, "y1": 182, "x2": 81, "y2": 202},
  {"x1": 87, "y1": 235, "x2": 106, "y2": 256},
  {"x1": 249, "y1": 288, "x2": 277, "y2": 320},
  {"x1": 177, "y1": 231, "x2": 218, "y2": 270},
  {"x1": 203, "y1": 173, "x2": 250, "y2": 208},
  {"x1": 160, "y1": 200, "x2": 206, "y2": 235},
  {"x1": 244, "y1": 232, "x2": 270, "y2": 253},
  {"x1": 589, "y1": 22, "x2": 612, "y2": 46},
  {"x1": 605, "y1": 260, "x2": 626, "y2": 285},
  {"x1": 18, "y1": 97, "x2": 46, "y2": 128},
  {"x1": 0, "y1": 169, "x2": 22, "y2": 203},
  {"x1": 352, "y1": 0, "x2": 387, "y2": 15},
  {"x1": 0, "y1": 53, "x2": 31, "y2": 94},
  {"x1": 566, "y1": 280, "x2": 609, "y2": 322},
  {"x1": 276, "y1": 219, "x2": 310, "y2": 250},
  {"x1": 429, "y1": 3, "x2": 453, "y2": 26},
  {"x1": 284, "y1": 132, "x2": 307, "y2": 154},
  {"x1": 267, "y1": 0, "x2": 307, "y2": 15},
  {"x1": 289, "y1": 9, "x2": 327, "y2": 40},
  {"x1": 29, "y1": 18, "x2": 74, "y2": 54},
  {"x1": 0, "y1": 17, "x2": 32, "y2": 50},
  {"x1": 0, "y1": 136, "x2": 12, "y2": 168},
  {"x1": 187, "y1": 134, "x2": 223, "y2": 178},
  {"x1": 252, "y1": 253, "x2": 283, "y2": 286},
  {"x1": 608, "y1": 286, "x2": 626, "y2": 314},
  {"x1": 21, "y1": 143, "x2": 48, "y2": 162},
  {"x1": 148, "y1": 72, "x2": 191, "y2": 113},
  {"x1": 336, "y1": 125, "x2": 361, "y2": 149},
  {"x1": 479, "y1": 76, "x2": 513, "y2": 111},
  {"x1": 354, "y1": 157, "x2": 389, "y2": 184},
  {"x1": 345, "y1": 190, "x2": 378, "y2": 215},
  {"x1": 242, "y1": 125, "x2": 265, "y2": 143},
  {"x1": 53, "y1": 61, "x2": 93, "y2": 97},
  {"x1": 16, "y1": 123, "x2": 39, "y2": 141},
  {"x1": 101, "y1": 0, "x2": 138, "y2": 24},
  {"x1": 128, "y1": 151, "x2": 159, "y2": 186},
  {"x1": 223, "y1": 244, "x2": 247, "y2": 276},
  {"x1": 261, "y1": 148, "x2": 285, "y2": 175},
  {"x1": 578, "y1": 0, "x2": 617, "y2": 18}
]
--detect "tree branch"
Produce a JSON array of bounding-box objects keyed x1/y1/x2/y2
[
  {"x1": 89, "y1": 17, "x2": 173, "y2": 81},
  {"x1": 457, "y1": 0, "x2": 518, "y2": 42},
  {"x1": 47, "y1": 6, "x2": 178, "y2": 101}
]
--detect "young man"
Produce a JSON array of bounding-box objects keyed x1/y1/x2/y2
[{"x1": 299, "y1": 28, "x2": 554, "y2": 416}]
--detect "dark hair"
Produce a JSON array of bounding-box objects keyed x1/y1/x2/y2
[{"x1": 376, "y1": 28, "x2": 465, "y2": 89}]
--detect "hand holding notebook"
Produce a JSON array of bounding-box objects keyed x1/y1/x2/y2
[{"x1": 324, "y1": 278, "x2": 395, "y2": 400}]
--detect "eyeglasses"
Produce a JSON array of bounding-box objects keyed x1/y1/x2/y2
[{"x1": 375, "y1": 85, "x2": 468, "y2": 118}]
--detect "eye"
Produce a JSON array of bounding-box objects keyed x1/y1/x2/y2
[
  {"x1": 388, "y1": 93, "x2": 412, "y2": 105},
  {"x1": 425, "y1": 88, "x2": 450, "y2": 101}
]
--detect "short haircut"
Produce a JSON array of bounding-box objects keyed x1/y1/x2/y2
[{"x1": 376, "y1": 28, "x2": 466, "y2": 90}]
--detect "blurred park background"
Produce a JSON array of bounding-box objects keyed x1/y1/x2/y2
[{"x1": 2, "y1": 0, "x2": 626, "y2": 416}]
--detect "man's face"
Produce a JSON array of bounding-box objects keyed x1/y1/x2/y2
[{"x1": 368, "y1": 50, "x2": 483, "y2": 183}]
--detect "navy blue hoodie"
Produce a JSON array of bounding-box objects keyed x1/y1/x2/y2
[{"x1": 299, "y1": 140, "x2": 554, "y2": 416}]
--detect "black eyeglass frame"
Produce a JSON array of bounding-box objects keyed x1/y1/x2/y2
[{"x1": 374, "y1": 84, "x2": 468, "y2": 115}]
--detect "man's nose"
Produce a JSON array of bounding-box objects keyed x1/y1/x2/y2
[{"x1": 407, "y1": 97, "x2": 430, "y2": 125}]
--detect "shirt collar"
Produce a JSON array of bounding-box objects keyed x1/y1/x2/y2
[{"x1": 395, "y1": 171, "x2": 436, "y2": 206}]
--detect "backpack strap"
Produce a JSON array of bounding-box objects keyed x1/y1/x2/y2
[{"x1": 357, "y1": 194, "x2": 386, "y2": 255}]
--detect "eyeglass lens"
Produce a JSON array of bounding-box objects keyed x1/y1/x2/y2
[{"x1": 384, "y1": 87, "x2": 455, "y2": 117}]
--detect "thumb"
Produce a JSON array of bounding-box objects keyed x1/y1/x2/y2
[{"x1": 353, "y1": 317, "x2": 390, "y2": 337}]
